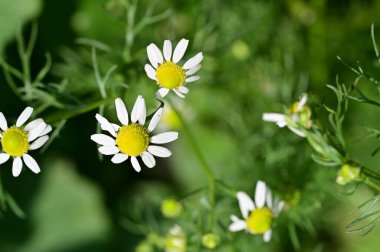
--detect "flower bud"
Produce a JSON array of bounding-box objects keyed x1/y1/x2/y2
[
  {"x1": 165, "y1": 225, "x2": 186, "y2": 252},
  {"x1": 201, "y1": 233, "x2": 220, "y2": 249},
  {"x1": 161, "y1": 198, "x2": 183, "y2": 218},
  {"x1": 336, "y1": 164, "x2": 361, "y2": 185}
]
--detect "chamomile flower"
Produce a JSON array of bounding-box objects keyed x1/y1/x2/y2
[
  {"x1": 144, "y1": 38, "x2": 203, "y2": 98},
  {"x1": 229, "y1": 181, "x2": 284, "y2": 242},
  {"x1": 0, "y1": 107, "x2": 52, "y2": 177},
  {"x1": 91, "y1": 96, "x2": 179, "y2": 172},
  {"x1": 262, "y1": 93, "x2": 311, "y2": 137}
]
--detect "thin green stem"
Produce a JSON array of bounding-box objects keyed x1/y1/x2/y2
[{"x1": 362, "y1": 176, "x2": 380, "y2": 193}]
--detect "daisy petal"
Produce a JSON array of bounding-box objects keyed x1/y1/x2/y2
[
  {"x1": 262, "y1": 113, "x2": 287, "y2": 127},
  {"x1": 12, "y1": 157, "x2": 23, "y2": 177},
  {"x1": 24, "y1": 118, "x2": 43, "y2": 132},
  {"x1": 131, "y1": 95, "x2": 143, "y2": 123},
  {"x1": 0, "y1": 153, "x2": 10, "y2": 164},
  {"x1": 288, "y1": 126, "x2": 306, "y2": 137},
  {"x1": 28, "y1": 122, "x2": 47, "y2": 142},
  {"x1": 178, "y1": 86, "x2": 189, "y2": 94},
  {"x1": 183, "y1": 52, "x2": 203, "y2": 70},
  {"x1": 115, "y1": 98, "x2": 129, "y2": 125},
  {"x1": 16, "y1": 107, "x2": 33, "y2": 127},
  {"x1": 147, "y1": 145, "x2": 172, "y2": 157},
  {"x1": 163, "y1": 40, "x2": 172, "y2": 61},
  {"x1": 131, "y1": 156, "x2": 141, "y2": 172},
  {"x1": 40, "y1": 125, "x2": 52, "y2": 137},
  {"x1": 146, "y1": 44, "x2": 159, "y2": 68},
  {"x1": 111, "y1": 123, "x2": 120, "y2": 131},
  {"x1": 151, "y1": 131, "x2": 178, "y2": 144},
  {"x1": 186, "y1": 64, "x2": 201, "y2": 76},
  {"x1": 186, "y1": 75, "x2": 200, "y2": 83},
  {"x1": 156, "y1": 88, "x2": 169, "y2": 98},
  {"x1": 111, "y1": 153, "x2": 129, "y2": 164},
  {"x1": 298, "y1": 93, "x2": 308, "y2": 110},
  {"x1": 173, "y1": 89, "x2": 185, "y2": 98},
  {"x1": 138, "y1": 97, "x2": 146, "y2": 125},
  {"x1": 255, "y1": 181, "x2": 267, "y2": 208},
  {"x1": 91, "y1": 134, "x2": 116, "y2": 146},
  {"x1": 263, "y1": 229, "x2": 272, "y2": 242},
  {"x1": 96, "y1": 114, "x2": 116, "y2": 137},
  {"x1": 30, "y1": 136, "x2": 49, "y2": 150},
  {"x1": 229, "y1": 219, "x2": 247, "y2": 232},
  {"x1": 144, "y1": 64, "x2": 157, "y2": 80},
  {"x1": 147, "y1": 43, "x2": 164, "y2": 67},
  {"x1": 0, "y1": 112, "x2": 7, "y2": 131},
  {"x1": 237, "y1": 191, "x2": 255, "y2": 219},
  {"x1": 266, "y1": 187, "x2": 273, "y2": 209},
  {"x1": 98, "y1": 145, "x2": 119, "y2": 155},
  {"x1": 23, "y1": 154, "x2": 41, "y2": 174},
  {"x1": 141, "y1": 151, "x2": 156, "y2": 168},
  {"x1": 172, "y1": 39, "x2": 189, "y2": 63},
  {"x1": 148, "y1": 108, "x2": 163, "y2": 132},
  {"x1": 275, "y1": 200, "x2": 285, "y2": 216}
]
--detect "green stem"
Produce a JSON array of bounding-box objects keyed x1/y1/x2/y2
[
  {"x1": 167, "y1": 98, "x2": 216, "y2": 230},
  {"x1": 362, "y1": 176, "x2": 380, "y2": 193}
]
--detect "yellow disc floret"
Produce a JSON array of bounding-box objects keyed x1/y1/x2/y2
[
  {"x1": 1, "y1": 126, "x2": 29, "y2": 157},
  {"x1": 116, "y1": 124, "x2": 149, "y2": 156},
  {"x1": 156, "y1": 61, "x2": 186, "y2": 89},
  {"x1": 246, "y1": 207, "x2": 273, "y2": 234}
]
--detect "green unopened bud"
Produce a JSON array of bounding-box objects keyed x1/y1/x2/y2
[
  {"x1": 231, "y1": 40, "x2": 250, "y2": 61},
  {"x1": 336, "y1": 164, "x2": 362, "y2": 185},
  {"x1": 161, "y1": 198, "x2": 183, "y2": 218},
  {"x1": 201, "y1": 233, "x2": 220, "y2": 249},
  {"x1": 165, "y1": 225, "x2": 186, "y2": 252}
]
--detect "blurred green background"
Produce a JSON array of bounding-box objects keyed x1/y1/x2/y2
[{"x1": 1, "y1": 0, "x2": 380, "y2": 251}]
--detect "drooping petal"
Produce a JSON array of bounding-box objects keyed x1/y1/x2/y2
[
  {"x1": 263, "y1": 229, "x2": 272, "y2": 242},
  {"x1": 96, "y1": 114, "x2": 117, "y2": 137},
  {"x1": 172, "y1": 39, "x2": 189, "y2": 63},
  {"x1": 183, "y1": 52, "x2": 203, "y2": 70},
  {"x1": 178, "y1": 86, "x2": 189, "y2": 94},
  {"x1": 148, "y1": 108, "x2": 163, "y2": 132},
  {"x1": 237, "y1": 191, "x2": 255, "y2": 219},
  {"x1": 16, "y1": 107, "x2": 33, "y2": 127},
  {"x1": 144, "y1": 64, "x2": 157, "y2": 80},
  {"x1": 30, "y1": 136, "x2": 49, "y2": 150},
  {"x1": 262, "y1": 113, "x2": 287, "y2": 127},
  {"x1": 147, "y1": 145, "x2": 172, "y2": 157},
  {"x1": 115, "y1": 98, "x2": 129, "y2": 125},
  {"x1": 186, "y1": 64, "x2": 201, "y2": 76},
  {"x1": 151, "y1": 132, "x2": 178, "y2": 144},
  {"x1": 12, "y1": 157, "x2": 23, "y2": 177},
  {"x1": 255, "y1": 181, "x2": 267, "y2": 208},
  {"x1": 141, "y1": 151, "x2": 156, "y2": 168},
  {"x1": 186, "y1": 75, "x2": 200, "y2": 83},
  {"x1": 98, "y1": 145, "x2": 119, "y2": 155},
  {"x1": 0, "y1": 112, "x2": 7, "y2": 131},
  {"x1": 28, "y1": 122, "x2": 47, "y2": 142},
  {"x1": 91, "y1": 134, "x2": 116, "y2": 146},
  {"x1": 156, "y1": 88, "x2": 169, "y2": 98},
  {"x1": 111, "y1": 153, "x2": 129, "y2": 164},
  {"x1": 288, "y1": 126, "x2": 306, "y2": 137},
  {"x1": 131, "y1": 156, "x2": 141, "y2": 172},
  {"x1": 163, "y1": 40, "x2": 172, "y2": 61},
  {"x1": 173, "y1": 89, "x2": 185, "y2": 98},
  {"x1": 23, "y1": 154, "x2": 41, "y2": 174},
  {"x1": 24, "y1": 118, "x2": 43, "y2": 132},
  {"x1": 147, "y1": 43, "x2": 164, "y2": 67},
  {"x1": 0, "y1": 153, "x2": 10, "y2": 164}
]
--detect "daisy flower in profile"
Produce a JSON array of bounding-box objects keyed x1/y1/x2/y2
[
  {"x1": 91, "y1": 96, "x2": 178, "y2": 172},
  {"x1": 144, "y1": 38, "x2": 203, "y2": 98},
  {"x1": 0, "y1": 107, "x2": 52, "y2": 177},
  {"x1": 229, "y1": 181, "x2": 284, "y2": 242},
  {"x1": 262, "y1": 93, "x2": 311, "y2": 137}
]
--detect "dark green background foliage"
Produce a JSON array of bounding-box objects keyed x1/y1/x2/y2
[{"x1": 1, "y1": 0, "x2": 380, "y2": 251}]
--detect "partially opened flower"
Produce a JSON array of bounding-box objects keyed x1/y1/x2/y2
[
  {"x1": 262, "y1": 93, "x2": 311, "y2": 137},
  {"x1": 0, "y1": 107, "x2": 52, "y2": 177},
  {"x1": 144, "y1": 38, "x2": 203, "y2": 98},
  {"x1": 229, "y1": 181, "x2": 284, "y2": 242},
  {"x1": 91, "y1": 96, "x2": 179, "y2": 172}
]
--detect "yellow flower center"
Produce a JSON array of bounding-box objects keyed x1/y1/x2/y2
[
  {"x1": 1, "y1": 126, "x2": 29, "y2": 157},
  {"x1": 116, "y1": 124, "x2": 149, "y2": 156},
  {"x1": 156, "y1": 61, "x2": 186, "y2": 89},
  {"x1": 290, "y1": 101, "x2": 301, "y2": 114},
  {"x1": 246, "y1": 208, "x2": 273, "y2": 234}
]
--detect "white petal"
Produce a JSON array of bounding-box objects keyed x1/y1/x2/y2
[
  {"x1": 183, "y1": 52, "x2": 203, "y2": 70},
  {"x1": 91, "y1": 134, "x2": 116, "y2": 146},
  {"x1": 229, "y1": 218, "x2": 247, "y2": 232},
  {"x1": 111, "y1": 123, "x2": 120, "y2": 131},
  {"x1": 178, "y1": 86, "x2": 189, "y2": 94},
  {"x1": 255, "y1": 181, "x2": 267, "y2": 208},
  {"x1": 0, "y1": 153, "x2": 10, "y2": 164},
  {"x1": 16, "y1": 107, "x2": 33, "y2": 127},
  {"x1": 186, "y1": 64, "x2": 201, "y2": 76},
  {"x1": 263, "y1": 229, "x2": 272, "y2": 242},
  {"x1": 151, "y1": 131, "x2": 178, "y2": 144},
  {"x1": 186, "y1": 75, "x2": 200, "y2": 83},
  {"x1": 30, "y1": 136, "x2": 49, "y2": 150},
  {"x1": 163, "y1": 40, "x2": 172, "y2": 61},
  {"x1": 172, "y1": 39, "x2": 189, "y2": 63},
  {"x1": 28, "y1": 122, "x2": 46, "y2": 142},
  {"x1": 266, "y1": 187, "x2": 273, "y2": 209},
  {"x1": 131, "y1": 95, "x2": 143, "y2": 123},
  {"x1": 147, "y1": 44, "x2": 164, "y2": 68},
  {"x1": 297, "y1": 93, "x2": 308, "y2": 110},
  {"x1": 237, "y1": 191, "x2": 255, "y2": 219},
  {"x1": 0, "y1": 112, "x2": 7, "y2": 131},
  {"x1": 138, "y1": 97, "x2": 146, "y2": 125},
  {"x1": 141, "y1": 151, "x2": 156, "y2": 168},
  {"x1": 173, "y1": 89, "x2": 185, "y2": 98},
  {"x1": 115, "y1": 98, "x2": 129, "y2": 125},
  {"x1": 131, "y1": 156, "x2": 141, "y2": 172},
  {"x1": 40, "y1": 125, "x2": 52, "y2": 137},
  {"x1": 23, "y1": 154, "x2": 41, "y2": 174},
  {"x1": 147, "y1": 145, "x2": 172, "y2": 157},
  {"x1": 288, "y1": 126, "x2": 306, "y2": 137},
  {"x1": 262, "y1": 113, "x2": 287, "y2": 127},
  {"x1": 156, "y1": 88, "x2": 169, "y2": 98},
  {"x1": 274, "y1": 200, "x2": 285, "y2": 216},
  {"x1": 148, "y1": 108, "x2": 163, "y2": 132},
  {"x1": 24, "y1": 118, "x2": 43, "y2": 132},
  {"x1": 96, "y1": 114, "x2": 116, "y2": 137},
  {"x1": 111, "y1": 153, "x2": 129, "y2": 164},
  {"x1": 98, "y1": 145, "x2": 119, "y2": 155},
  {"x1": 144, "y1": 64, "x2": 157, "y2": 80},
  {"x1": 146, "y1": 44, "x2": 159, "y2": 68},
  {"x1": 12, "y1": 157, "x2": 23, "y2": 177}
]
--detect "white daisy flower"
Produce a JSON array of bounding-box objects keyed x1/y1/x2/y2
[
  {"x1": 91, "y1": 96, "x2": 179, "y2": 172},
  {"x1": 262, "y1": 93, "x2": 310, "y2": 137},
  {"x1": 0, "y1": 107, "x2": 52, "y2": 177},
  {"x1": 144, "y1": 38, "x2": 203, "y2": 98},
  {"x1": 229, "y1": 181, "x2": 284, "y2": 242}
]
